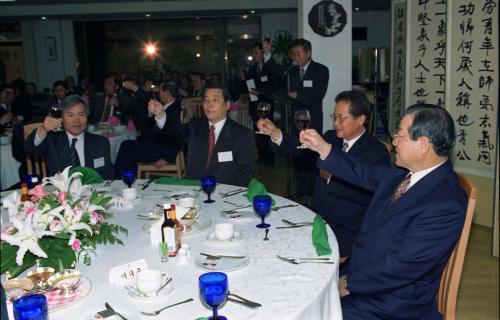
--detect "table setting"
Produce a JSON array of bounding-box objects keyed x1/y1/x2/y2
[{"x1": 1, "y1": 168, "x2": 342, "y2": 320}]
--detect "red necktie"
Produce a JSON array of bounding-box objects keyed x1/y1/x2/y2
[{"x1": 207, "y1": 125, "x2": 215, "y2": 167}]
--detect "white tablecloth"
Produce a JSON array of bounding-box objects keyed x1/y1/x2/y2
[
  {"x1": 4, "y1": 181, "x2": 342, "y2": 320},
  {"x1": 0, "y1": 143, "x2": 21, "y2": 190},
  {"x1": 92, "y1": 130, "x2": 137, "y2": 164}
]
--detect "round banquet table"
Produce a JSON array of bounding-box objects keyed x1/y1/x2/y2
[
  {"x1": 90, "y1": 129, "x2": 137, "y2": 164},
  {"x1": 4, "y1": 180, "x2": 342, "y2": 320},
  {"x1": 0, "y1": 142, "x2": 21, "y2": 190}
]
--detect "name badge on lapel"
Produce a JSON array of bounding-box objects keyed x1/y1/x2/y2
[
  {"x1": 218, "y1": 151, "x2": 233, "y2": 162},
  {"x1": 260, "y1": 75, "x2": 268, "y2": 82},
  {"x1": 303, "y1": 80, "x2": 313, "y2": 87},
  {"x1": 94, "y1": 157, "x2": 105, "y2": 168}
]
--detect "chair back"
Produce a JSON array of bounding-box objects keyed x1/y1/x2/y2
[
  {"x1": 137, "y1": 150, "x2": 185, "y2": 179},
  {"x1": 237, "y1": 94, "x2": 253, "y2": 129},
  {"x1": 23, "y1": 123, "x2": 47, "y2": 178},
  {"x1": 436, "y1": 174, "x2": 477, "y2": 320},
  {"x1": 181, "y1": 97, "x2": 204, "y2": 122}
]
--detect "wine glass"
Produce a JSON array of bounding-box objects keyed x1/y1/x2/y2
[
  {"x1": 294, "y1": 110, "x2": 311, "y2": 149},
  {"x1": 255, "y1": 103, "x2": 271, "y2": 134},
  {"x1": 199, "y1": 272, "x2": 228, "y2": 320},
  {"x1": 253, "y1": 195, "x2": 272, "y2": 228},
  {"x1": 122, "y1": 168, "x2": 136, "y2": 188},
  {"x1": 201, "y1": 176, "x2": 216, "y2": 203},
  {"x1": 50, "y1": 105, "x2": 63, "y2": 132}
]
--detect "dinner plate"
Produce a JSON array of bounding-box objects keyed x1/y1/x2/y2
[
  {"x1": 207, "y1": 231, "x2": 242, "y2": 244},
  {"x1": 50, "y1": 276, "x2": 92, "y2": 312},
  {"x1": 194, "y1": 255, "x2": 250, "y2": 272},
  {"x1": 143, "y1": 215, "x2": 212, "y2": 236}
]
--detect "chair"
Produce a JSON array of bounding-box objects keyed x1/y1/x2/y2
[
  {"x1": 23, "y1": 122, "x2": 47, "y2": 178},
  {"x1": 436, "y1": 174, "x2": 477, "y2": 320},
  {"x1": 181, "y1": 97, "x2": 204, "y2": 122},
  {"x1": 237, "y1": 94, "x2": 253, "y2": 130},
  {"x1": 137, "y1": 150, "x2": 185, "y2": 179}
]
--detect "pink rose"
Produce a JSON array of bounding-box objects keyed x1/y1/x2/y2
[
  {"x1": 50, "y1": 220, "x2": 63, "y2": 232},
  {"x1": 56, "y1": 192, "x2": 67, "y2": 204},
  {"x1": 71, "y1": 239, "x2": 81, "y2": 251},
  {"x1": 25, "y1": 206, "x2": 37, "y2": 215},
  {"x1": 29, "y1": 185, "x2": 49, "y2": 201},
  {"x1": 108, "y1": 116, "x2": 120, "y2": 126}
]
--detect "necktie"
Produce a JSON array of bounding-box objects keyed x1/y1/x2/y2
[
  {"x1": 70, "y1": 138, "x2": 81, "y2": 167},
  {"x1": 101, "y1": 102, "x2": 111, "y2": 122},
  {"x1": 206, "y1": 125, "x2": 215, "y2": 167},
  {"x1": 342, "y1": 142, "x2": 349, "y2": 152},
  {"x1": 300, "y1": 68, "x2": 305, "y2": 80},
  {"x1": 389, "y1": 173, "x2": 412, "y2": 205}
]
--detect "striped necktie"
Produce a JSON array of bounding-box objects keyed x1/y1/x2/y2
[
  {"x1": 300, "y1": 68, "x2": 305, "y2": 80},
  {"x1": 342, "y1": 142, "x2": 349, "y2": 152},
  {"x1": 389, "y1": 173, "x2": 412, "y2": 205},
  {"x1": 206, "y1": 125, "x2": 215, "y2": 167},
  {"x1": 70, "y1": 138, "x2": 81, "y2": 167}
]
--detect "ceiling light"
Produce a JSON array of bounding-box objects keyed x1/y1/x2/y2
[
  {"x1": 250, "y1": 10, "x2": 255, "y2": 14},
  {"x1": 195, "y1": 35, "x2": 201, "y2": 41},
  {"x1": 196, "y1": 53, "x2": 201, "y2": 58},
  {"x1": 247, "y1": 56, "x2": 253, "y2": 61},
  {"x1": 242, "y1": 15, "x2": 248, "y2": 19},
  {"x1": 145, "y1": 14, "x2": 151, "y2": 17},
  {"x1": 243, "y1": 34, "x2": 249, "y2": 39},
  {"x1": 355, "y1": 7, "x2": 360, "y2": 11},
  {"x1": 41, "y1": 16, "x2": 47, "y2": 20}
]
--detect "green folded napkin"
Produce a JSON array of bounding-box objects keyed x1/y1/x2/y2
[
  {"x1": 154, "y1": 176, "x2": 200, "y2": 186},
  {"x1": 69, "y1": 166, "x2": 103, "y2": 185},
  {"x1": 244, "y1": 178, "x2": 276, "y2": 205},
  {"x1": 312, "y1": 215, "x2": 332, "y2": 256}
]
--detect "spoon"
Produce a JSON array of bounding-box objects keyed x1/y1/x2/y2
[{"x1": 263, "y1": 228, "x2": 269, "y2": 241}]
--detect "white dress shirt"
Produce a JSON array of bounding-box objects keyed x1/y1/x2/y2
[
  {"x1": 342, "y1": 129, "x2": 365, "y2": 152},
  {"x1": 155, "y1": 100, "x2": 176, "y2": 129},
  {"x1": 209, "y1": 117, "x2": 227, "y2": 144},
  {"x1": 34, "y1": 130, "x2": 85, "y2": 165},
  {"x1": 407, "y1": 161, "x2": 446, "y2": 191}
]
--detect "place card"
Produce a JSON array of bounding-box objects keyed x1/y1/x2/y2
[{"x1": 108, "y1": 258, "x2": 148, "y2": 285}]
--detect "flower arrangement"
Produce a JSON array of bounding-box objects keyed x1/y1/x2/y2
[{"x1": 1, "y1": 167, "x2": 127, "y2": 277}]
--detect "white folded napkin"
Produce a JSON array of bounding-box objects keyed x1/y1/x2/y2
[{"x1": 111, "y1": 196, "x2": 133, "y2": 210}]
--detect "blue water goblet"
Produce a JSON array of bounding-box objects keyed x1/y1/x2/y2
[
  {"x1": 13, "y1": 294, "x2": 48, "y2": 320},
  {"x1": 253, "y1": 195, "x2": 272, "y2": 228},
  {"x1": 201, "y1": 176, "x2": 216, "y2": 203},
  {"x1": 122, "y1": 168, "x2": 136, "y2": 188},
  {"x1": 199, "y1": 272, "x2": 228, "y2": 320}
]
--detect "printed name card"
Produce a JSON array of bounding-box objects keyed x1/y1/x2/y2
[{"x1": 108, "y1": 258, "x2": 148, "y2": 285}]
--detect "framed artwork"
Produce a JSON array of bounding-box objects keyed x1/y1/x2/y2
[{"x1": 44, "y1": 36, "x2": 57, "y2": 61}]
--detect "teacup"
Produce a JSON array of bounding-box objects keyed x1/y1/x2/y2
[
  {"x1": 178, "y1": 197, "x2": 194, "y2": 208},
  {"x1": 122, "y1": 188, "x2": 137, "y2": 201},
  {"x1": 136, "y1": 269, "x2": 163, "y2": 295},
  {"x1": 214, "y1": 223, "x2": 234, "y2": 241}
]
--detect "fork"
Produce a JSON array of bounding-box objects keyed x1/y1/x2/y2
[
  {"x1": 281, "y1": 219, "x2": 313, "y2": 226},
  {"x1": 276, "y1": 255, "x2": 334, "y2": 264},
  {"x1": 140, "y1": 298, "x2": 194, "y2": 316},
  {"x1": 272, "y1": 204, "x2": 299, "y2": 211}
]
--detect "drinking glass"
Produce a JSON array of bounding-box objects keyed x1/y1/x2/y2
[
  {"x1": 13, "y1": 294, "x2": 48, "y2": 320},
  {"x1": 122, "y1": 168, "x2": 136, "y2": 188},
  {"x1": 50, "y1": 104, "x2": 63, "y2": 132},
  {"x1": 255, "y1": 103, "x2": 271, "y2": 134},
  {"x1": 199, "y1": 272, "x2": 228, "y2": 320},
  {"x1": 253, "y1": 195, "x2": 272, "y2": 228},
  {"x1": 294, "y1": 110, "x2": 311, "y2": 149},
  {"x1": 201, "y1": 176, "x2": 216, "y2": 203}
]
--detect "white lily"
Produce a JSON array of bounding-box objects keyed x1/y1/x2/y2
[
  {"x1": 48, "y1": 204, "x2": 93, "y2": 247},
  {"x1": 1, "y1": 215, "x2": 55, "y2": 266},
  {"x1": 69, "y1": 177, "x2": 92, "y2": 199},
  {"x1": 2, "y1": 191, "x2": 20, "y2": 217},
  {"x1": 43, "y1": 166, "x2": 82, "y2": 193}
]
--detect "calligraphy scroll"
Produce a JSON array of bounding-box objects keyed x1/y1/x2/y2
[{"x1": 447, "y1": 0, "x2": 498, "y2": 177}]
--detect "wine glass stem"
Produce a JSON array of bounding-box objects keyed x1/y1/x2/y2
[
  {"x1": 261, "y1": 216, "x2": 265, "y2": 225},
  {"x1": 207, "y1": 192, "x2": 212, "y2": 202},
  {"x1": 212, "y1": 306, "x2": 218, "y2": 319}
]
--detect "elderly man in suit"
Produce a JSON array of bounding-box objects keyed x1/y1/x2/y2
[
  {"x1": 25, "y1": 95, "x2": 114, "y2": 179},
  {"x1": 301, "y1": 104, "x2": 467, "y2": 319},
  {"x1": 258, "y1": 90, "x2": 391, "y2": 257},
  {"x1": 177, "y1": 83, "x2": 256, "y2": 187},
  {"x1": 89, "y1": 75, "x2": 132, "y2": 124},
  {"x1": 113, "y1": 82, "x2": 184, "y2": 177}
]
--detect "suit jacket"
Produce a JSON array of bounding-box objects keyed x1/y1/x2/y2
[
  {"x1": 25, "y1": 130, "x2": 114, "y2": 179},
  {"x1": 181, "y1": 118, "x2": 256, "y2": 187},
  {"x1": 89, "y1": 93, "x2": 132, "y2": 125},
  {"x1": 273, "y1": 130, "x2": 391, "y2": 256},
  {"x1": 289, "y1": 60, "x2": 329, "y2": 132},
  {"x1": 318, "y1": 148, "x2": 467, "y2": 319}
]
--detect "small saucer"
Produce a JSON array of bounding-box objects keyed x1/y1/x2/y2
[
  {"x1": 127, "y1": 283, "x2": 173, "y2": 301},
  {"x1": 207, "y1": 231, "x2": 242, "y2": 244}
]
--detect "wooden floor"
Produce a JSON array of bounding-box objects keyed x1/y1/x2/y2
[{"x1": 255, "y1": 154, "x2": 499, "y2": 320}]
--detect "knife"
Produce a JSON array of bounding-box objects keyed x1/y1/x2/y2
[
  {"x1": 141, "y1": 178, "x2": 154, "y2": 190},
  {"x1": 104, "y1": 302, "x2": 128, "y2": 320},
  {"x1": 227, "y1": 297, "x2": 262, "y2": 309},
  {"x1": 275, "y1": 224, "x2": 311, "y2": 229},
  {"x1": 200, "y1": 253, "x2": 247, "y2": 259},
  {"x1": 220, "y1": 189, "x2": 247, "y2": 198}
]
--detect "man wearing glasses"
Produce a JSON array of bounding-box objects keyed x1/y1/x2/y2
[
  {"x1": 300, "y1": 104, "x2": 466, "y2": 319},
  {"x1": 257, "y1": 90, "x2": 391, "y2": 259}
]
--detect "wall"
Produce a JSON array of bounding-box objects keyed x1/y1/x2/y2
[
  {"x1": 260, "y1": 11, "x2": 298, "y2": 44},
  {"x1": 20, "y1": 20, "x2": 77, "y2": 90},
  {"x1": 352, "y1": 11, "x2": 391, "y2": 56}
]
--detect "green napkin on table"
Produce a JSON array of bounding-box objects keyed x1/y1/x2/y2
[
  {"x1": 312, "y1": 215, "x2": 332, "y2": 256},
  {"x1": 244, "y1": 178, "x2": 276, "y2": 205},
  {"x1": 154, "y1": 176, "x2": 200, "y2": 186},
  {"x1": 69, "y1": 166, "x2": 103, "y2": 185}
]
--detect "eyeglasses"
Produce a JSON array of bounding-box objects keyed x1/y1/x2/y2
[
  {"x1": 393, "y1": 133, "x2": 409, "y2": 140},
  {"x1": 329, "y1": 114, "x2": 353, "y2": 122}
]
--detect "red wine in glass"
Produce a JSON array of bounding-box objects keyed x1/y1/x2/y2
[
  {"x1": 50, "y1": 105, "x2": 63, "y2": 131},
  {"x1": 256, "y1": 103, "x2": 271, "y2": 134},
  {"x1": 294, "y1": 110, "x2": 311, "y2": 149}
]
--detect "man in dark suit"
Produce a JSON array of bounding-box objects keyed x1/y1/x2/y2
[
  {"x1": 113, "y1": 82, "x2": 184, "y2": 177},
  {"x1": 187, "y1": 72, "x2": 205, "y2": 98},
  {"x1": 288, "y1": 38, "x2": 329, "y2": 200},
  {"x1": 177, "y1": 84, "x2": 256, "y2": 187},
  {"x1": 89, "y1": 75, "x2": 132, "y2": 124},
  {"x1": 52, "y1": 80, "x2": 68, "y2": 106},
  {"x1": 301, "y1": 104, "x2": 467, "y2": 319},
  {"x1": 258, "y1": 91, "x2": 391, "y2": 257},
  {"x1": 25, "y1": 95, "x2": 114, "y2": 179}
]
